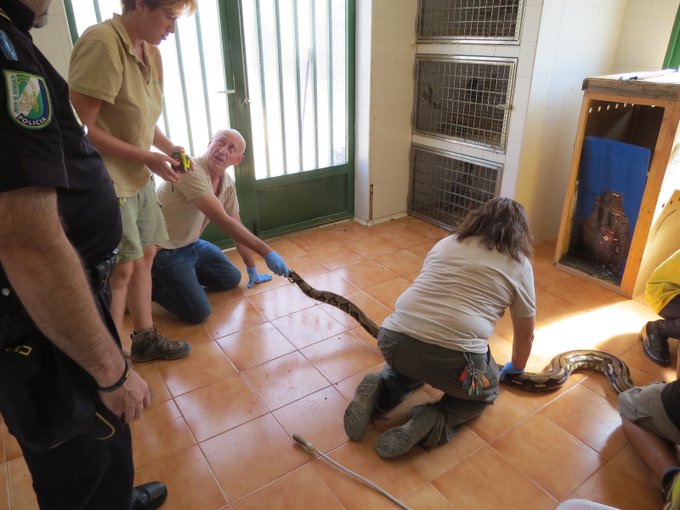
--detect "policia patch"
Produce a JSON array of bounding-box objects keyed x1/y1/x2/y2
[{"x1": 3, "y1": 70, "x2": 52, "y2": 129}]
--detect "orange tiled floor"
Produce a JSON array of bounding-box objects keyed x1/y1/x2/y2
[{"x1": 1, "y1": 216, "x2": 673, "y2": 509}]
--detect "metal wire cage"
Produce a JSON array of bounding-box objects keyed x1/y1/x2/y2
[
  {"x1": 413, "y1": 55, "x2": 516, "y2": 151},
  {"x1": 408, "y1": 145, "x2": 502, "y2": 229},
  {"x1": 417, "y1": 0, "x2": 525, "y2": 42}
]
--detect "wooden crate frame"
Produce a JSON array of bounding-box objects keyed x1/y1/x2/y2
[{"x1": 555, "y1": 74, "x2": 680, "y2": 297}]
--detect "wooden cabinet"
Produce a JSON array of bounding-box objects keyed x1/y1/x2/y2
[{"x1": 555, "y1": 71, "x2": 680, "y2": 297}]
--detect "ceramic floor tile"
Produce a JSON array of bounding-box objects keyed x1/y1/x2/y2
[
  {"x1": 272, "y1": 305, "x2": 348, "y2": 349},
  {"x1": 247, "y1": 284, "x2": 317, "y2": 321},
  {"x1": 130, "y1": 362, "x2": 173, "y2": 406},
  {"x1": 342, "y1": 290, "x2": 393, "y2": 326},
  {"x1": 204, "y1": 298, "x2": 268, "y2": 339},
  {"x1": 272, "y1": 386, "x2": 349, "y2": 454},
  {"x1": 467, "y1": 387, "x2": 545, "y2": 442},
  {"x1": 151, "y1": 317, "x2": 215, "y2": 347},
  {"x1": 376, "y1": 229, "x2": 432, "y2": 250},
  {"x1": 566, "y1": 456, "x2": 660, "y2": 510},
  {"x1": 231, "y1": 465, "x2": 345, "y2": 510},
  {"x1": 216, "y1": 323, "x2": 296, "y2": 370},
  {"x1": 200, "y1": 414, "x2": 308, "y2": 501},
  {"x1": 175, "y1": 375, "x2": 268, "y2": 442},
  {"x1": 318, "y1": 301, "x2": 370, "y2": 332},
  {"x1": 334, "y1": 260, "x2": 399, "y2": 289},
  {"x1": 155, "y1": 341, "x2": 238, "y2": 397},
  {"x1": 363, "y1": 277, "x2": 411, "y2": 310},
  {"x1": 242, "y1": 351, "x2": 330, "y2": 410},
  {"x1": 491, "y1": 413, "x2": 603, "y2": 500},
  {"x1": 605, "y1": 443, "x2": 659, "y2": 490},
  {"x1": 206, "y1": 285, "x2": 248, "y2": 308},
  {"x1": 130, "y1": 399, "x2": 196, "y2": 469},
  {"x1": 540, "y1": 384, "x2": 627, "y2": 459},
  {"x1": 620, "y1": 343, "x2": 677, "y2": 382},
  {"x1": 346, "y1": 237, "x2": 400, "y2": 259},
  {"x1": 266, "y1": 238, "x2": 309, "y2": 259},
  {"x1": 134, "y1": 445, "x2": 227, "y2": 510},
  {"x1": 408, "y1": 241, "x2": 437, "y2": 258},
  {"x1": 303, "y1": 271, "x2": 361, "y2": 297},
  {"x1": 286, "y1": 229, "x2": 345, "y2": 254},
  {"x1": 284, "y1": 255, "x2": 331, "y2": 278},
  {"x1": 372, "y1": 249, "x2": 425, "y2": 277},
  {"x1": 300, "y1": 332, "x2": 384, "y2": 383},
  {"x1": 8, "y1": 218, "x2": 668, "y2": 510},
  {"x1": 432, "y1": 446, "x2": 557, "y2": 510},
  {"x1": 401, "y1": 483, "x2": 456, "y2": 510},
  {"x1": 309, "y1": 245, "x2": 367, "y2": 270},
  {"x1": 350, "y1": 324, "x2": 379, "y2": 349},
  {"x1": 312, "y1": 437, "x2": 427, "y2": 506},
  {"x1": 409, "y1": 424, "x2": 486, "y2": 481}
]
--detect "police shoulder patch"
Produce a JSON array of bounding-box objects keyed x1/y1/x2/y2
[{"x1": 3, "y1": 70, "x2": 52, "y2": 129}]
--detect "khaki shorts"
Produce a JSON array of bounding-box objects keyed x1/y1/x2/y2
[
  {"x1": 117, "y1": 179, "x2": 168, "y2": 263},
  {"x1": 618, "y1": 383, "x2": 680, "y2": 444}
]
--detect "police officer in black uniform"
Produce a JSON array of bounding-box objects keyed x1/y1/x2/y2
[{"x1": 0, "y1": 1, "x2": 166, "y2": 508}]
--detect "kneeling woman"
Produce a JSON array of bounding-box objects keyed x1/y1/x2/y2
[{"x1": 344, "y1": 197, "x2": 536, "y2": 458}]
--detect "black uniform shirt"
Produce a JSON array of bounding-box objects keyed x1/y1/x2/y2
[{"x1": 0, "y1": 0, "x2": 121, "y2": 265}]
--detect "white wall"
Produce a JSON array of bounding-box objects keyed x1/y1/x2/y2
[
  {"x1": 515, "y1": 0, "x2": 629, "y2": 242},
  {"x1": 612, "y1": 0, "x2": 679, "y2": 73},
  {"x1": 354, "y1": 0, "x2": 418, "y2": 224},
  {"x1": 31, "y1": 1, "x2": 72, "y2": 79}
]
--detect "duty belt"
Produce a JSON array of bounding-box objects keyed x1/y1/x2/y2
[{"x1": 86, "y1": 250, "x2": 118, "y2": 292}]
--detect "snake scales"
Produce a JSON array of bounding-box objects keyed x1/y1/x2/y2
[{"x1": 287, "y1": 270, "x2": 636, "y2": 394}]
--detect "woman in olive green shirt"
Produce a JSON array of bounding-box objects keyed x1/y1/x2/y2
[{"x1": 69, "y1": 0, "x2": 196, "y2": 362}]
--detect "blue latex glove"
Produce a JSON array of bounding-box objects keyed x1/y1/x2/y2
[
  {"x1": 246, "y1": 267, "x2": 272, "y2": 289},
  {"x1": 264, "y1": 251, "x2": 289, "y2": 277},
  {"x1": 499, "y1": 361, "x2": 524, "y2": 382}
]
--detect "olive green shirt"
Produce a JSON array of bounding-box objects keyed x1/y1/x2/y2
[
  {"x1": 156, "y1": 156, "x2": 240, "y2": 250},
  {"x1": 69, "y1": 14, "x2": 163, "y2": 197}
]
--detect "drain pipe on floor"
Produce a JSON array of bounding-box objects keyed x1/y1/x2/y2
[{"x1": 292, "y1": 434, "x2": 413, "y2": 510}]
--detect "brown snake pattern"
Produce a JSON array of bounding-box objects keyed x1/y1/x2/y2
[{"x1": 287, "y1": 270, "x2": 636, "y2": 394}]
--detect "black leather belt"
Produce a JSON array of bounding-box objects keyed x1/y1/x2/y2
[{"x1": 86, "y1": 250, "x2": 118, "y2": 292}]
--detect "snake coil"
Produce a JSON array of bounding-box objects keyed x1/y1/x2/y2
[{"x1": 287, "y1": 270, "x2": 635, "y2": 394}]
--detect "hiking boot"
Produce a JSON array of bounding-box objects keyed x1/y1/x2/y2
[
  {"x1": 343, "y1": 373, "x2": 382, "y2": 441},
  {"x1": 641, "y1": 321, "x2": 670, "y2": 367},
  {"x1": 663, "y1": 468, "x2": 680, "y2": 510},
  {"x1": 375, "y1": 405, "x2": 439, "y2": 459},
  {"x1": 131, "y1": 325, "x2": 191, "y2": 362}
]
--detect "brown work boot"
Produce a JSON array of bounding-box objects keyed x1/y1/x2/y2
[{"x1": 131, "y1": 325, "x2": 191, "y2": 362}]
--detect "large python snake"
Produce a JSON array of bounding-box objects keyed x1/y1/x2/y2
[{"x1": 287, "y1": 270, "x2": 636, "y2": 394}]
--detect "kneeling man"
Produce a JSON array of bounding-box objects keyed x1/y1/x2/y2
[{"x1": 152, "y1": 129, "x2": 287, "y2": 323}]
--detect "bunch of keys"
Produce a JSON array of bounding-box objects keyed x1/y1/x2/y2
[
  {"x1": 458, "y1": 356, "x2": 490, "y2": 397},
  {"x1": 171, "y1": 151, "x2": 191, "y2": 172}
]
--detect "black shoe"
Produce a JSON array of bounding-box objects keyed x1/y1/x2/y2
[
  {"x1": 641, "y1": 322, "x2": 670, "y2": 367},
  {"x1": 131, "y1": 482, "x2": 168, "y2": 510}
]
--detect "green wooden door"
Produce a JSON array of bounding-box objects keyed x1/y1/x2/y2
[
  {"x1": 65, "y1": 0, "x2": 355, "y2": 246},
  {"x1": 217, "y1": 0, "x2": 355, "y2": 240}
]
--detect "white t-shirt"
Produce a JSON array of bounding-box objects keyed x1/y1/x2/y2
[
  {"x1": 156, "y1": 155, "x2": 239, "y2": 249},
  {"x1": 382, "y1": 235, "x2": 536, "y2": 354}
]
